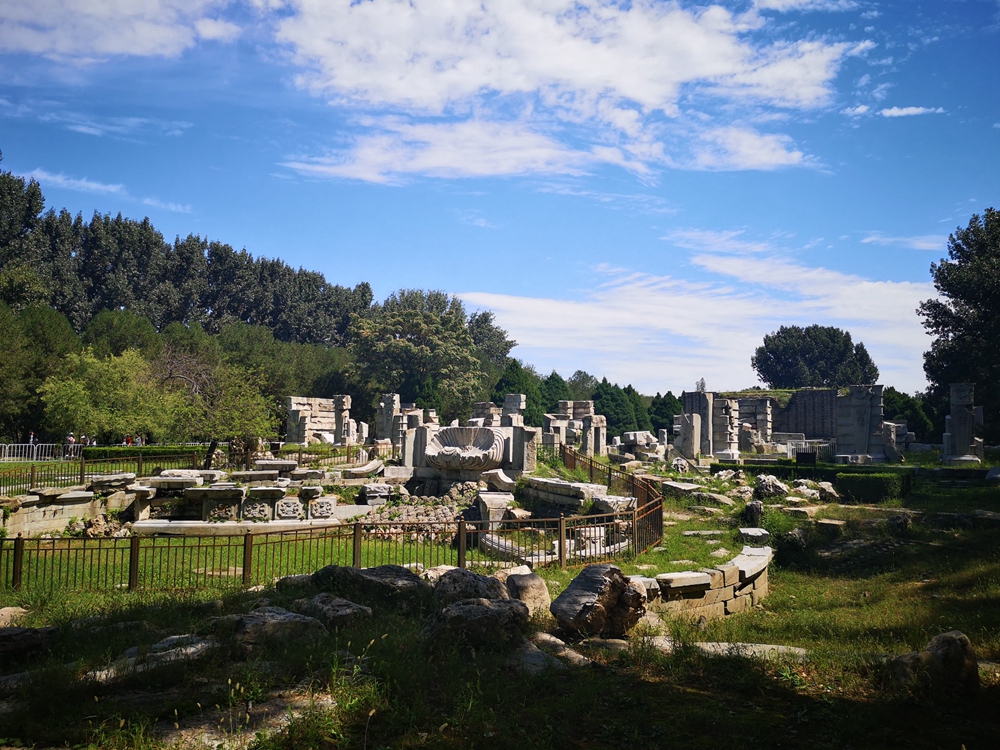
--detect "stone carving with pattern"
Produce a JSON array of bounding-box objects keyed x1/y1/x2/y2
[{"x1": 424, "y1": 427, "x2": 507, "y2": 471}]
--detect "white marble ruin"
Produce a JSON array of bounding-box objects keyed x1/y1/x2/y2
[
  {"x1": 285, "y1": 396, "x2": 367, "y2": 446},
  {"x1": 943, "y1": 383, "x2": 985, "y2": 465}
]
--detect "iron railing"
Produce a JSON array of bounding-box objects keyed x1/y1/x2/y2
[
  {"x1": 0, "y1": 453, "x2": 203, "y2": 497},
  {"x1": 0, "y1": 445, "x2": 665, "y2": 593}
]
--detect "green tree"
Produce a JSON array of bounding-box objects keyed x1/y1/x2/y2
[
  {"x1": 0, "y1": 302, "x2": 30, "y2": 441},
  {"x1": 882, "y1": 387, "x2": 934, "y2": 442},
  {"x1": 181, "y1": 364, "x2": 278, "y2": 442},
  {"x1": 540, "y1": 371, "x2": 573, "y2": 413},
  {"x1": 648, "y1": 391, "x2": 682, "y2": 434},
  {"x1": 623, "y1": 385, "x2": 653, "y2": 433},
  {"x1": 39, "y1": 349, "x2": 185, "y2": 444},
  {"x1": 751, "y1": 325, "x2": 879, "y2": 389},
  {"x1": 567, "y1": 370, "x2": 598, "y2": 401},
  {"x1": 592, "y1": 379, "x2": 637, "y2": 437},
  {"x1": 349, "y1": 303, "x2": 483, "y2": 422},
  {"x1": 83, "y1": 309, "x2": 162, "y2": 359},
  {"x1": 491, "y1": 360, "x2": 544, "y2": 426},
  {"x1": 918, "y1": 208, "x2": 1000, "y2": 442},
  {"x1": 14, "y1": 306, "x2": 81, "y2": 440}
]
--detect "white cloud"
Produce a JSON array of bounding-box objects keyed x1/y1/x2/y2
[
  {"x1": 24, "y1": 167, "x2": 192, "y2": 213},
  {"x1": 271, "y1": 0, "x2": 863, "y2": 179},
  {"x1": 662, "y1": 228, "x2": 771, "y2": 254},
  {"x1": 142, "y1": 197, "x2": 193, "y2": 213},
  {"x1": 461, "y1": 255, "x2": 933, "y2": 395},
  {"x1": 25, "y1": 168, "x2": 125, "y2": 195},
  {"x1": 860, "y1": 233, "x2": 947, "y2": 251},
  {"x1": 0, "y1": 0, "x2": 237, "y2": 60},
  {"x1": 693, "y1": 127, "x2": 807, "y2": 170},
  {"x1": 194, "y1": 17, "x2": 241, "y2": 41},
  {"x1": 281, "y1": 119, "x2": 631, "y2": 183},
  {"x1": 879, "y1": 106, "x2": 945, "y2": 117},
  {"x1": 841, "y1": 104, "x2": 869, "y2": 116},
  {"x1": 37, "y1": 111, "x2": 193, "y2": 138},
  {"x1": 754, "y1": 0, "x2": 858, "y2": 10}
]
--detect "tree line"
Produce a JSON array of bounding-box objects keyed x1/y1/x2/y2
[{"x1": 3, "y1": 153, "x2": 993, "y2": 444}]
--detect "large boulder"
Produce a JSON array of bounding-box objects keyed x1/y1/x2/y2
[
  {"x1": 754, "y1": 475, "x2": 789, "y2": 499},
  {"x1": 889, "y1": 630, "x2": 980, "y2": 694},
  {"x1": 549, "y1": 564, "x2": 645, "y2": 638},
  {"x1": 506, "y1": 573, "x2": 551, "y2": 617},
  {"x1": 435, "y1": 568, "x2": 509, "y2": 605},
  {"x1": 311, "y1": 564, "x2": 433, "y2": 611},
  {"x1": 294, "y1": 593, "x2": 372, "y2": 628},
  {"x1": 0, "y1": 626, "x2": 57, "y2": 663},
  {"x1": 817, "y1": 482, "x2": 840, "y2": 502},
  {"x1": 211, "y1": 607, "x2": 326, "y2": 652},
  {"x1": 421, "y1": 598, "x2": 529, "y2": 650}
]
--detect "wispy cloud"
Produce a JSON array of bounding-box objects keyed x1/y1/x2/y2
[
  {"x1": 0, "y1": 0, "x2": 240, "y2": 61},
  {"x1": 861, "y1": 232, "x2": 948, "y2": 250},
  {"x1": 841, "y1": 104, "x2": 870, "y2": 116},
  {"x1": 455, "y1": 209, "x2": 499, "y2": 229},
  {"x1": 38, "y1": 111, "x2": 193, "y2": 139},
  {"x1": 461, "y1": 256, "x2": 934, "y2": 395},
  {"x1": 754, "y1": 0, "x2": 858, "y2": 10},
  {"x1": 879, "y1": 106, "x2": 945, "y2": 117},
  {"x1": 662, "y1": 228, "x2": 771, "y2": 254},
  {"x1": 25, "y1": 168, "x2": 125, "y2": 195},
  {"x1": 24, "y1": 168, "x2": 192, "y2": 213},
  {"x1": 270, "y1": 1, "x2": 864, "y2": 181},
  {"x1": 142, "y1": 197, "x2": 193, "y2": 214}
]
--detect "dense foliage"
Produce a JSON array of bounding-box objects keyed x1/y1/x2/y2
[
  {"x1": 751, "y1": 324, "x2": 879, "y2": 389},
  {"x1": 882, "y1": 386, "x2": 933, "y2": 442},
  {"x1": 648, "y1": 391, "x2": 683, "y2": 434},
  {"x1": 918, "y1": 208, "x2": 1000, "y2": 443}
]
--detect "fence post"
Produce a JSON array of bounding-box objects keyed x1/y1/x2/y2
[
  {"x1": 242, "y1": 531, "x2": 254, "y2": 587},
  {"x1": 298, "y1": 445, "x2": 303, "y2": 465},
  {"x1": 352, "y1": 522, "x2": 362, "y2": 568},
  {"x1": 458, "y1": 520, "x2": 467, "y2": 569},
  {"x1": 79, "y1": 456, "x2": 86, "y2": 484},
  {"x1": 30, "y1": 464, "x2": 36, "y2": 488},
  {"x1": 192, "y1": 453, "x2": 198, "y2": 470},
  {"x1": 137, "y1": 454, "x2": 143, "y2": 477},
  {"x1": 12, "y1": 534, "x2": 24, "y2": 590},
  {"x1": 558, "y1": 516, "x2": 567, "y2": 570},
  {"x1": 127, "y1": 534, "x2": 140, "y2": 590}
]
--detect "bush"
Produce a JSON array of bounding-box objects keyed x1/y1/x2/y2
[
  {"x1": 81, "y1": 445, "x2": 206, "y2": 460},
  {"x1": 835, "y1": 473, "x2": 904, "y2": 504}
]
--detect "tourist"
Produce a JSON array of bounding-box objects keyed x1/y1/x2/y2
[{"x1": 134, "y1": 435, "x2": 143, "y2": 447}]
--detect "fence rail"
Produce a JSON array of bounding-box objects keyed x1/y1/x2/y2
[
  {"x1": 0, "y1": 453, "x2": 202, "y2": 497},
  {"x1": 0, "y1": 443, "x2": 83, "y2": 462},
  {"x1": 0, "y1": 445, "x2": 664, "y2": 593}
]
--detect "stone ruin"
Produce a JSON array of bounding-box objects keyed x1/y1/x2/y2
[
  {"x1": 398, "y1": 394, "x2": 540, "y2": 482},
  {"x1": 375, "y1": 394, "x2": 437, "y2": 449},
  {"x1": 285, "y1": 396, "x2": 368, "y2": 446},
  {"x1": 541, "y1": 400, "x2": 607, "y2": 457},
  {"x1": 943, "y1": 383, "x2": 985, "y2": 465}
]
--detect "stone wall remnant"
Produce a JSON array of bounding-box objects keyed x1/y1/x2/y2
[{"x1": 943, "y1": 383, "x2": 985, "y2": 465}]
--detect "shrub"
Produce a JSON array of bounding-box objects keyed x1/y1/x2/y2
[
  {"x1": 81, "y1": 445, "x2": 206, "y2": 460},
  {"x1": 835, "y1": 473, "x2": 904, "y2": 504}
]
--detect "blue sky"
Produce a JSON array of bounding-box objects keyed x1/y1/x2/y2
[{"x1": 2, "y1": 0, "x2": 998, "y2": 396}]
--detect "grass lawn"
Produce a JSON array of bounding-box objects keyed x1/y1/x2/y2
[{"x1": 2, "y1": 475, "x2": 999, "y2": 749}]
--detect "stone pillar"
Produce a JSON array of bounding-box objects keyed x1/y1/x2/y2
[
  {"x1": 376, "y1": 394, "x2": 400, "y2": 442},
  {"x1": 944, "y1": 383, "x2": 983, "y2": 463},
  {"x1": 677, "y1": 413, "x2": 701, "y2": 460},
  {"x1": 712, "y1": 398, "x2": 740, "y2": 459},
  {"x1": 511, "y1": 426, "x2": 539, "y2": 472},
  {"x1": 683, "y1": 392, "x2": 714, "y2": 457}
]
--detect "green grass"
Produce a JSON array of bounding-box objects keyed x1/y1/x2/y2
[{"x1": 5, "y1": 480, "x2": 1000, "y2": 748}]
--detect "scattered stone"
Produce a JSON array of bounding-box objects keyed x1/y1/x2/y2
[
  {"x1": 421, "y1": 565, "x2": 458, "y2": 584},
  {"x1": 549, "y1": 564, "x2": 645, "y2": 638},
  {"x1": 421, "y1": 598, "x2": 529, "y2": 650},
  {"x1": 816, "y1": 518, "x2": 847, "y2": 537},
  {"x1": 738, "y1": 527, "x2": 771, "y2": 544},
  {"x1": 579, "y1": 637, "x2": 629, "y2": 653},
  {"x1": 890, "y1": 630, "x2": 980, "y2": 694},
  {"x1": 817, "y1": 482, "x2": 840, "y2": 502},
  {"x1": 0, "y1": 607, "x2": 28, "y2": 627},
  {"x1": 359, "y1": 483, "x2": 392, "y2": 505},
  {"x1": 727, "y1": 486, "x2": 755, "y2": 502},
  {"x1": 887, "y1": 514, "x2": 911, "y2": 536},
  {"x1": 435, "y1": 568, "x2": 509, "y2": 605},
  {"x1": 481, "y1": 468, "x2": 517, "y2": 492},
  {"x1": 506, "y1": 573, "x2": 551, "y2": 617},
  {"x1": 211, "y1": 607, "x2": 326, "y2": 652},
  {"x1": 0, "y1": 626, "x2": 57, "y2": 662},
  {"x1": 710, "y1": 547, "x2": 732, "y2": 558},
  {"x1": 692, "y1": 491, "x2": 735, "y2": 507},
  {"x1": 275, "y1": 574, "x2": 314, "y2": 592},
  {"x1": 532, "y1": 632, "x2": 591, "y2": 667},
  {"x1": 295, "y1": 594, "x2": 372, "y2": 627},
  {"x1": 743, "y1": 499, "x2": 764, "y2": 527},
  {"x1": 755, "y1": 475, "x2": 789, "y2": 499},
  {"x1": 509, "y1": 640, "x2": 566, "y2": 674},
  {"x1": 312, "y1": 564, "x2": 433, "y2": 611}
]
